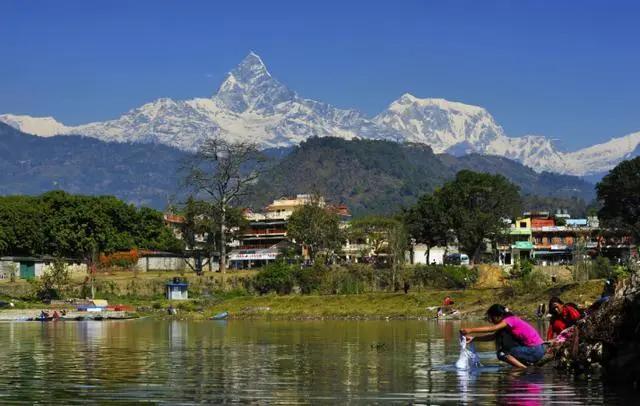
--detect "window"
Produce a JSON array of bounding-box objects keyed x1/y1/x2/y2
[{"x1": 520, "y1": 222, "x2": 527, "y2": 228}]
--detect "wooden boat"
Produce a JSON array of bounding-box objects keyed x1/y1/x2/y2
[
  {"x1": 59, "y1": 316, "x2": 86, "y2": 321},
  {"x1": 27, "y1": 316, "x2": 54, "y2": 321},
  {"x1": 210, "y1": 311, "x2": 229, "y2": 320}
]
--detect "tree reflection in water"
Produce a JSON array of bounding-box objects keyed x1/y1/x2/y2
[{"x1": 0, "y1": 319, "x2": 630, "y2": 404}]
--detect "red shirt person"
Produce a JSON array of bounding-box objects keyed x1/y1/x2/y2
[{"x1": 546, "y1": 297, "x2": 582, "y2": 340}]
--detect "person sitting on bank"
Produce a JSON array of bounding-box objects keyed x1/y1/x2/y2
[
  {"x1": 461, "y1": 304, "x2": 545, "y2": 369},
  {"x1": 588, "y1": 278, "x2": 616, "y2": 314},
  {"x1": 546, "y1": 297, "x2": 582, "y2": 340},
  {"x1": 443, "y1": 296, "x2": 454, "y2": 307}
]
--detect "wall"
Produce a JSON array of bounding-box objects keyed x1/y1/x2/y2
[
  {"x1": 532, "y1": 218, "x2": 555, "y2": 228},
  {"x1": 41, "y1": 263, "x2": 87, "y2": 275},
  {"x1": 411, "y1": 245, "x2": 447, "y2": 265},
  {"x1": 134, "y1": 256, "x2": 220, "y2": 272},
  {"x1": 136, "y1": 256, "x2": 186, "y2": 272},
  {"x1": 0, "y1": 260, "x2": 17, "y2": 280},
  {"x1": 0, "y1": 259, "x2": 86, "y2": 279}
]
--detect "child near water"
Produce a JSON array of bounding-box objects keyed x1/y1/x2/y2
[{"x1": 460, "y1": 304, "x2": 545, "y2": 369}]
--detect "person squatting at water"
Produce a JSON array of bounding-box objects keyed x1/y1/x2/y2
[
  {"x1": 546, "y1": 297, "x2": 582, "y2": 340},
  {"x1": 460, "y1": 304, "x2": 545, "y2": 369}
]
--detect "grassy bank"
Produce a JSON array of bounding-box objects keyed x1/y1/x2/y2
[
  {"x1": 0, "y1": 269, "x2": 604, "y2": 320},
  {"x1": 196, "y1": 280, "x2": 603, "y2": 320}
]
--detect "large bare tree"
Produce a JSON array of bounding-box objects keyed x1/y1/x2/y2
[{"x1": 183, "y1": 136, "x2": 266, "y2": 273}]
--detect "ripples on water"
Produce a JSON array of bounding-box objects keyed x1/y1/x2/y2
[{"x1": 0, "y1": 319, "x2": 630, "y2": 404}]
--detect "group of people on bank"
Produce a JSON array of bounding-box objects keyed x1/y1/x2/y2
[{"x1": 460, "y1": 278, "x2": 616, "y2": 369}]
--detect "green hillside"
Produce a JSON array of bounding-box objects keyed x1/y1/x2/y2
[{"x1": 243, "y1": 137, "x2": 596, "y2": 216}]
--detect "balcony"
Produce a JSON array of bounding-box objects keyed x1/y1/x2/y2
[{"x1": 241, "y1": 229, "x2": 287, "y2": 237}]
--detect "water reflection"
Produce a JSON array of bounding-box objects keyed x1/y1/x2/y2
[{"x1": 0, "y1": 319, "x2": 629, "y2": 404}]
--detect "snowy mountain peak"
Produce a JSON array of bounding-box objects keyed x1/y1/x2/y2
[
  {"x1": 1, "y1": 52, "x2": 639, "y2": 178},
  {"x1": 238, "y1": 51, "x2": 271, "y2": 79},
  {"x1": 375, "y1": 93, "x2": 503, "y2": 153},
  {"x1": 0, "y1": 114, "x2": 69, "y2": 137},
  {"x1": 215, "y1": 52, "x2": 295, "y2": 113},
  {"x1": 390, "y1": 93, "x2": 487, "y2": 116}
]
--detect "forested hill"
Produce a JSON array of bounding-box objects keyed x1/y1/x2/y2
[
  {"x1": 243, "y1": 137, "x2": 596, "y2": 216},
  {"x1": 0, "y1": 123, "x2": 595, "y2": 216},
  {"x1": 0, "y1": 122, "x2": 186, "y2": 209},
  {"x1": 440, "y1": 154, "x2": 596, "y2": 200},
  {"x1": 243, "y1": 137, "x2": 453, "y2": 216}
]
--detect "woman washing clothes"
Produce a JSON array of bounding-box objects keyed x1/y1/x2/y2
[{"x1": 461, "y1": 304, "x2": 545, "y2": 369}]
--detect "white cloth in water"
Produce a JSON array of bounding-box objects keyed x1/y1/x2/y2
[{"x1": 455, "y1": 334, "x2": 481, "y2": 370}]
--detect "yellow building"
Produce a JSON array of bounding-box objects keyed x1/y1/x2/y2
[{"x1": 265, "y1": 194, "x2": 325, "y2": 217}]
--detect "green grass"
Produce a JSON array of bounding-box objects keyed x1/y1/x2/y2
[
  {"x1": 0, "y1": 271, "x2": 605, "y2": 320},
  {"x1": 198, "y1": 280, "x2": 604, "y2": 320}
]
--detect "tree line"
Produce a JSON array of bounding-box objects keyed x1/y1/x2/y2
[
  {"x1": 403, "y1": 170, "x2": 522, "y2": 263},
  {"x1": 0, "y1": 191, "x2": 183, "y2": 260}
]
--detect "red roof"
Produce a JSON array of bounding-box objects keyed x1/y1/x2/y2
[
  {"x1": 532, "y1": 219, "x2": 555, "y2": 228},
  {"x1": 164, "y1": 213, "x2": 185, "y2": 224}
]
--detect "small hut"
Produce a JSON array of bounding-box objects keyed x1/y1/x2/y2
[{"x1": 166, "y1": 277, "x2": 189, "y2": 300}]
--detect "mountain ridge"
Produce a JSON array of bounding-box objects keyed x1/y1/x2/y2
[
  {"x1": 0, "y1": 122, "x2": 595, "y2": 216},
  {"x1": 1, "y1": 52, "x2": 638, "y2": 177}
]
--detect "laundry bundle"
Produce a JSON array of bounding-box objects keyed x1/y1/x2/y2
[{"x1": 456, "y1": 333, "x2": 481, "y2": 370}]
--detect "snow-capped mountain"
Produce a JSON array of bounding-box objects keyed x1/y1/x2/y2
[
  {"x1": 1, "y1": 51, "x2": 638, "y2": 177},
  {"x1": 372, "y1": 93, "x2": 573, "y2": 173},
  {"x1": 564, "y1": 131, "x2": 640, "y2": 176},
  {"x1": 1, "y1": 52, "x2": 396, "y2": 151},
  {"x1": 0, "y1": 114, "x2": 70, "y2": 137},
  {"x1": 373, "y1": 93, "x2": 504, "y2": 154}
]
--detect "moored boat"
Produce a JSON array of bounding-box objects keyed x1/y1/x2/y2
[{"x1": 210, "y1": 311, "x2": 229, "y2": 320}]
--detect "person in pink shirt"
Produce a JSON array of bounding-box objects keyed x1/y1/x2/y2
[{"x1": 461, "y1": 304, "x2": 544, "y2": 369}]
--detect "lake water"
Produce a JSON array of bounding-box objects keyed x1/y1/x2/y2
[{"x1": 0, "y1": 319, "x2": 631, "y2": 404}]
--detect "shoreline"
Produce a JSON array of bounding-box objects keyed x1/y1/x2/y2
[{"x1": 0, "y1": 280, "x2": 602, "y2": 322}]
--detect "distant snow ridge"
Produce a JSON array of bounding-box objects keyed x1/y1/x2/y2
[
  {"x1": 0, "y1": 51, "x2": 638, "y2": 177},
  {"x1": 0, "y1": 114, "x2": 69, "y2": 137},
  {"x1": 373, "y1": 93, "x2": 505, "y2": 154}
]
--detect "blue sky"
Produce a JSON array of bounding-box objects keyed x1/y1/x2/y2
[{"x1": 1, "y1": 0, "x2": 638, "y2": 150}]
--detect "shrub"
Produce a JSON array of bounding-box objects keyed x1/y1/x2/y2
[
  {"x1": 320, "y1": 266, "x2": 367, "y2": 295},
  {"x1": 510, "y1": 268, "x2": 550, "y2": 295},
  {"x1": 31, "y1": 258, "x2": 70, "y2": 302},
  {"x1": 293, "y1": 262, "x2": 327, "y2": 294},
  {"x1": 8, "y1": 263, "x2": 17, "y2": 283},
  {"x1": 253, "y1": 262, "x2": 295, "y2": 295},
  {"x1": 412, "y1": 264, "x2": 478, "y2": 289},
  {"x1": 591, "y1": 256, "x2": 613, "y2": 279},
  {"x1": 99, "y1": 249, "x2": 145, "y2": 269},
  {"x1": 510, "y1": 259, "x2": 533, "y2": 277}
]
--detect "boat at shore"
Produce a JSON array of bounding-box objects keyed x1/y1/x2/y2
[
  {"x1": 25, "y1": 314, "x2": 139, "y2": 321},
  {"x1": 210, "y1": 311, "x2": 229, "y2": 320}
]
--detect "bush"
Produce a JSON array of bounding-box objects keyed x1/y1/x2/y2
[
  {"x1": 293, "y1": 262, "x2": 327, "y2": 294},
  {"x1": 510, "y1": 259, "x2": 533, "y2": 277},
  {"x1": 321, "y1": 266, "x2": 367, "y2": 295},
  {"x1": 510, "y1": 268, "x2": 551, "y2": 295},
  {"x1": 30, "y1": 258, "x2": 70, "y2": 302},
  {"x1": 253, "y1": 262, "x2": 295, "y2": 295},
  {"x1": 591, "y1": 256, "x2": 613, "y2": 279},
  {"x1": 412, "y1": 264, "x2": 478, "y2": 289},
  {"x1": 99, "y1": 249, "x2": 143, "y2": 269}
]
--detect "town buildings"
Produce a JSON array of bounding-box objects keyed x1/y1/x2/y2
[
  {"x1": 231, "y1": 195, "x2": 352, "y2": 268},
  {"x1": 498, "y1": 210, "x2": 634, "y2": 266}
]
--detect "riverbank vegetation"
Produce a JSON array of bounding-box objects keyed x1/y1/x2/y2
[{"x1": 0, "y1": 260, "x2": 605, "y2": 321}]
